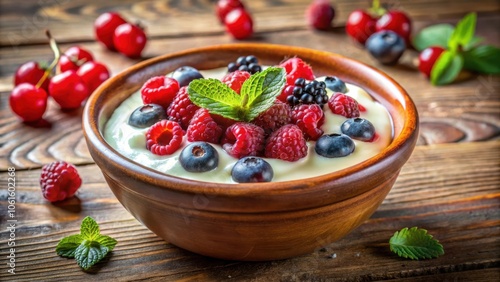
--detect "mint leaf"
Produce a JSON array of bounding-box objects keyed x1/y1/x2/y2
[
  {"x1": 464, "y1": 36, "x2": 483, "y2": 51},
  {"x1": 56, "y1": 234, "x2": 84, "y2": 258},
  {"x1": 81, "y1": 216, "x2": 100, "y2": 240},
  {"x1": 430, "y1": 50, "x2": 463, "y2": 86},
  {"x1": 390, "y1": 227, "x2": 444, "y2": 260},
  {"x1": 75, "y1": 240, "x2": 110, "y2": 270},
  {"x1": 95, "y1": 235, "x2": 118, "y2": 250},
  {"x1": 413, "y1": 24, "x2": 454, "y2": 51},
  {"x1": 448, "y1": 12, "x2": 476, "y2": 52},
  {"x1": 463, "y1": 45, "x2": 500, "y2": 74}
]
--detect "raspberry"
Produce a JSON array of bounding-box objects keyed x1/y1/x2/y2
[
  {"x1": 264, "y1": 124, "x2": 308, "y2": 162},
  {"x1": 279, "y1": 57, "x2": 315, "y2": 86},
  {"x1": 221, "y1": 122, "x2": 265, "y2": 158},
  {"x1": 40, "y1": 161, "x2": 82, "y2": 202},
  {"x1": 221, "y1": 70, "x2": 251, "y2": 94},
  {"x1": 210, "y1": 113, "x2": 238, "y2": 132},
  {"x1": 146, "y1": 120, "x2": 184, "y2": 155},
  {"x1": 252, "y1": 100, "x2": 292, "y2": 134},
  {"x1": 328, "y1": 93, "x2": 360, "y2": 118},
  {"x1": 166, "y1": 86, "x2": 200, "y2": 129},
  {"x1": 306, "y1": 0, "x2": 335, "y2": 30},
  {"x1": 186, "y1": 108, "x2": 223, "y2": 144},
  {"x1": 141, "y1": 76, "x2": 180, "y2": 109},
  {"x1": 291, "y1": 104, "x2": 325, "y2": 141}
]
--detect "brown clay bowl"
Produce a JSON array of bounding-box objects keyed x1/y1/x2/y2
[{"x1": 83, "y1": 43, "x2": 419, "y2": 261}]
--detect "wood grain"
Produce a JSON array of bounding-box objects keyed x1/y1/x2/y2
[{"x1": 0, "y1": 141, "x2": 498, "y2": 281}]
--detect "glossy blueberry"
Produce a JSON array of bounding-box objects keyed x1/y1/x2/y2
[
  {"x1": 365, "y1": 30, "x2": 406, "y2": 65},
  {"x1": 341, "y1": 118, "x2": 376, "y2": 141},
  {"x1": 179, "y1": 142, "x2": 219, "y2": 173},
  {"x1": 128, "y1": 104, "x2": 167, "y2": 128},
  {"x1": 325, "y1": 76, "x2": 347, "y2": 93},
  {"x1": 231, "y1": 156, "x2": 274, "y2": 183},
  {"x1": 171, "y1": 66, "x2": 204, "y2": 87},
  {"x1": 315, "y1": 133, "x2": 355, "y2": 158}
]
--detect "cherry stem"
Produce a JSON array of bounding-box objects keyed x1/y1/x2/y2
[
  {"x1": 35, "y1": 30, "x2": 61, "y2": 89},
  {"x1": 372, "y1": 0, "x2": 380, "y2": 10}
]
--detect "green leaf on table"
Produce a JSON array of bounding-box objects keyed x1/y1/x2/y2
[
  {"x1": 463, "y1": 45, "x2": 500, "y2": 74},
  {"x1": 413, "y1": 24, "x2": 454, "y2": 51},
  {"x1": 56, "y1": 234, "x2": 84, "y2": 258},
  {"x1": 448, "y1": 12, "x2": 477, "y2": 52},
  {"x1": 389, "y1": 227, "x2": 444, "y2": 260},
  {"x1": 430, "y1": 50, "x2": 463, "y2": 86},
  {"x1": 74, "y1": 240, "x2": 111, "y2": 270}
]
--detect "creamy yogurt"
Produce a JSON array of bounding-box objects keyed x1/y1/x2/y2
[{"x1": 104, "y1": 67, "x2": 393, "y2": 183}]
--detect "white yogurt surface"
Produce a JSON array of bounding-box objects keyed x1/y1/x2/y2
[{"x1": 104, "y1": 67, "x2": 393, "y2": 183}]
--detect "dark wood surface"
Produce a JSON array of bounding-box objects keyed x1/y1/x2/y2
[{"x1": 1, "y1": 0, "x2": 499, "y2": 281}]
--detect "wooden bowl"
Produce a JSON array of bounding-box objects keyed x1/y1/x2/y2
[{"x1": 83, "y1": 43, "x2": 418, "y2": 261}]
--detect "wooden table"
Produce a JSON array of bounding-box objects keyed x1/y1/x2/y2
[{"x1": 1, "y1": 1, "x2": 499, "y2": 281}]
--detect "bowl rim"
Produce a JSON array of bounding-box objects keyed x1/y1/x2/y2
[{"x1": 83, "y1": 43, "x2": 418, "y2": 199}]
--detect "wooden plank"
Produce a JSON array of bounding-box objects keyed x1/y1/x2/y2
[
  {"x1": 0, "y1": 141, "x2": 498, "y2": 280},
  {"x1": 1, "y1": 0, "x2": 499, "y2": 46}
]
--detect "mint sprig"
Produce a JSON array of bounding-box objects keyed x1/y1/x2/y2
[
  {"x1": 187, "y1": 67, "x2": 286, "y2": 122},
  {"x1": 389, "y1": 227, "x2": 444, "y2": 260},
  {"x1": 56, "y1": 216, "x2": 117, "y2": 270}
]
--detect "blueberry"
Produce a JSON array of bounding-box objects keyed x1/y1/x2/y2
[
  {"x1": 341, "y1": 118, "x2": 376, "y2": 141},
  {"x1": 365, "y1": 30, "x2": 406, "y2": 65},
  {"x1": 231, "y1": 156, "x2": 274, "y2": 183},
  {"x1": 179, "y1": 142, "x2": 219, "y2": 173},
  {"x1": 315, "y1": 134, "x2": 355, "y2": 158},
  {"x1": 325, "y1": 76, "x2": 347, "y2": 93},
  {"x1": 171, "y1": 66, "x2": 204, "y2": 87},
  {"x1": 128, "y1": 104, "x2": 167, "y2": 128}
]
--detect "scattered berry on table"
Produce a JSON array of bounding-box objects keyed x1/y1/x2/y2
[
  {"x1": 315, "y1": 133, "x2": 355, "y2": 158},
  {"x1": 341, "y1": 117, "x2": 376, "y2": 141},
  {"x1": 94, "y1": 12, "x2": 127, "y2": 51},
  {"x1": 227, "y1": 55, "x2": 262, "y2": 74},
  {"x1": 346, "y1": 10, "x2": 377, "y2": 45},
  {"x1": 141, "y1": 76, "x2": 180, "y2": 109},
  {"x1": 146, "y1": 120, "x2": 184, "y2": 155},
  {"x1": 365, "y1": 30, "x2": 406, "y2": 65},
  {"x1": 418, "y1": 46, "x2": 446, "y2": 78},
  {"x1": 9, "y1": 83, "x2": 48, "y2": 122},
  {"x1": 231, "y1": 156, "x2": 274, "y2": 183},
  {"x1": 186, "y1": 108, "x2": 223, "y2": 144},
  {"x1": 171, "y1": 66, "x2": 204, "y2": 87},
  {"x1": 328, "y1": 93, "x2": 360, "y2": 118},
  {"x1": 221, "y1": 70, "x2": 251, "y2": 94},
  {"x1": 285, "y1": 78, "x2": 328, "y2": 108},
  {"x1": 224, "y1": 8, "x2": 253, "y2": 40},
  {"x1": 166, "y1": 86, "x2": 200, "y2": 129},
  {"x1": 221, "y1": 122, "x2": 265, "y2": 158},
  {"x1": 76, "y1": 61, "x2": 110, "y2": 93},
  {"x1": 128, "y1": 104, "x2": 167, "y2": 128},
  {"x1": 264, "y1": 124, "x2": 308, "y2": 162},
  {"x1": 40, "y1": 161, "x2": 82, "y2": 202},
  {"x1": 49, "y1": 70, "x2": 89, "y2": 110},
  {"x1": 252, "y1": 100, "x2": 292, "y2": 135},
  {"x1": 58, "y1": 46, "x2": 94, "y2": 72},
  {"x1": 113, "y1": 22, "x2": 147, "y2": 58},
  {"x1": 14, "y1": 61, "x2": 50, "y2": 92},
  {"x1": 291, "y1": 103, "x2": 325, "y2": 141},
  {"x1": 216, "y1": 0, "x2": 245, "y2": 24},
  {"x1": 324, "y1": 76, "x2": 347, "y2": 93},
  {"x1": 306, "y1": 0, "x2": 335, "y2": 30},
  {"x1": 179, "y1": 142, "x2": 219, "y2": 173},
  {"x1": 375, "y1": 10, "x2": 412, "y2": 46}
]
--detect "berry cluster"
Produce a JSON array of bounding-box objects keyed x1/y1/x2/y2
[
  {"x1": 227, "y1": 55, "x2": 262, "y2": 74},
  {"x1": 216, "y1": 0, "x2": 253, "y2": 40},
  {"x1": 283, "y1": 78, "x2": 329, "y2": 107}
]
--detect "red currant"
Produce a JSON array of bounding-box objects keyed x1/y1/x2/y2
[
  {"x1": 375, "y1": 10, "x2": 412, "y2": 46},
  {"x1": 14, "y1": 61, "x2": 50, "y2": 92},
  {"x1": 9, "y1": 83, "x2": 48, "y2": 122},
  {"x1": 113, "y1": 23, "x2": 147, "y2": 58},
  {"x1": 418, "y1": 46, "x2": 446, "y2": 78},
  {"x1": 216, "y1": 0, "x2": 245, "y2": 24},
  {"x1": 346, "y1": 10, "x2": 377, "y2": 45},
  {"x1": 58, "y1": 46, "x2": 94, "y2": 72},
  {"x1": 94, "y1": 12, "x2": 127, "y2": 51},
  {"x1": 49, "y1": 70, "x2": 89, "y2": 110},
  {"x1": 76, "y1": 61, "x2": 110, "y2": 93},
  {"x1": 224, "y1": 8, "x2": 253, "y2": 40}
]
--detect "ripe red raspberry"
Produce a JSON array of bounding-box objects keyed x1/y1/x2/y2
[
  {"x1": 252, "y1": 100, "x2": 292, "y2": 134},
  {"x1": 221, "y1": 122, "x2": 265, "y2": 158},
  {"x1": 328, "y1": 93, "x2": 360, "y2": 118},
  {"x1": 279, "y1": 57, "x2": 315, "y2": 86},
  {"x1": 306, "y1": 0, "x2": 335, "y2": 30},
  {"x1": 40, "y1": 161, "x2": 82, "y2": 202},
  {"x1": 166, "y1": 86, "x2": 200, "y2": 129},
  {"x1": 291, "y1": 104, "x2": 325, "y2": 141},
  {"x1": 186, "y1": 108, "x2": 223, "y2": 144},
  {"x1": 146, "y1": 120, "x2": 184, "y2": 155},
  {"x1": 221, "y1": 70, "x2": 251, "y2": 94},
  {"x1": 141, "y1": 76, "x2": 180, "y2": 109},
  {"x1": 264, "y1": 124, "x2": 308, "y2": 162},
  {"x1": 210, "y1": 113, "x2": 238, "y2": 132}
]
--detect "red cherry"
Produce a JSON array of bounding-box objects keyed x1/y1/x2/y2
[
  {"x1": 306, "y1": 0, "x2": 335, "y2": 30},
  {"x1": 58, "y1": 46, "x2": 94, "y2": 72},
  {"x1": 216, "y1": 0, "x2": 245, "y2": 24},
  {"x1": 9, "y1": 83, "x2": 48, "y2": 122},
  {"x1": 224, "y1": 8, "x2": 253, "y2": 40},
  {"x1": 14, "y1": 61, "x2": 50, "y2": 92},
  {"x1": 76, "y1": 61, "x2": 110, "y2": 93},
  {"x1": 418, "y1": 46, "x2": 446, "y2": 78},
  {"x1": 375, "y1": 10, "x2": 412, "y2": 46},
  {"x1": 113, "y1": 23, "x2": 147, "y2": 58},
  {"x1": 94, "y1": 12, "x2": 127, "y2": 51},
  {"x1": 346, "y1": 10, "x2": 377, "y2": 45},
  {"x1": 49, "y1": 70, "x2": 89, "y2": 110}
]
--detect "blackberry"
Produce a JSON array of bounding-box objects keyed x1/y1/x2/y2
[
  {"x1": 285, "y1": 78, "x2": 329, "y2": 108},
  {"x1": 227, "y1": 55, "x2": 262, "y2": 74}
]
